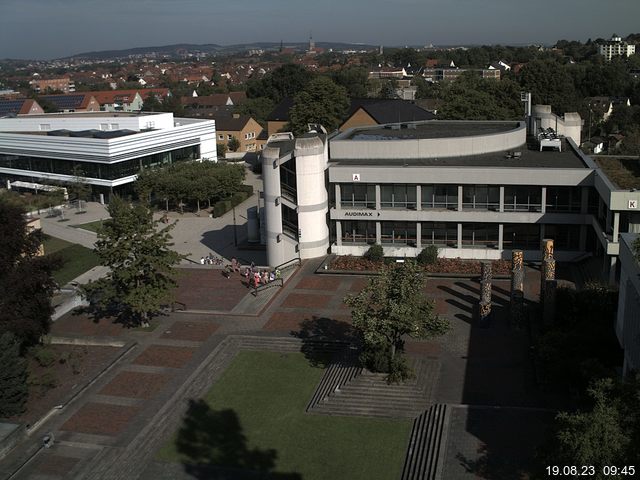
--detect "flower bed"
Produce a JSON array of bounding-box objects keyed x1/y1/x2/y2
[{"x1": 329, "y1": 255, "x2": 511, "y2": 276}]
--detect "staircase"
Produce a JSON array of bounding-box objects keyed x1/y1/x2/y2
[
  {"x1": 309, "y1": 358, "x2": 439, "y2": 418},
  {"x1": 306, "y1": 347, "x2": 362, "y2": 411},
  {"x1": 401, "y1": 404, "x2": 450, "y2": 480}
]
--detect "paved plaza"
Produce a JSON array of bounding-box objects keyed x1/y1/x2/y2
[{"x1": 0, "y1": 254, "x2": 561, "y2": 480}]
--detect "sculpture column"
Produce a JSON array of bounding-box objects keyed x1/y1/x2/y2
[
  {"x1": 510, "y1": 249, "x2": 525, "y2": 326},
  {"x1": 478, "y1": 260, "x2": 492, "y2": 324}
]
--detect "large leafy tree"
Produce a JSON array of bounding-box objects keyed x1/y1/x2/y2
[
  {"x1": 246, "y1": 64, "x2": 313, "y2": 103},
  {"x1": 541, "y1": 376, "x2": 640, "y2": 477},
  {"x1": 288, "y1": 76, "x2": 349, "y2": 134},
  {"x1": 518, "y1": 59, "x2": 580, "y2": 113},
  {"x1": 0, "y1": 200, "x2": 60, "y2": 347},
  {"x1": 0, "y1": 332, "x2": 28, "y2": 417},
  {"x1": 344, "y1": 260, "x2": 450, "y2": 381},
  {"x1": 83, "y1": 196, "x2": 183, "y2": 327}
]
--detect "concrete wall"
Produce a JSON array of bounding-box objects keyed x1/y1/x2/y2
[
  {"x1": 617, "y1": 233, "x2": 640, "y2": 374},
  {"x1": 0, "y1": 112, "x2": 175, "y2": 132}
]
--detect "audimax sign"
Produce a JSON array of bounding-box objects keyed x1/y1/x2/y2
[{"x1": 344, "y1": 211, "x2": 381, "y2": 217}]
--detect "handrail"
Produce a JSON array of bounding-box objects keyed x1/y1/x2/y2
[
  {"x1": 274, "y1": 257, "x2": 301, "y2": 272},
  {"x1": 252, "y1": 278, "x2": 283, "y2": 296}
]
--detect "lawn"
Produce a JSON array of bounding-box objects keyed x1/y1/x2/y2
[
  {"x1": 157, "y1": 351, "x2": 412, "y2": 480},
  {"x1": 73, "y1": 220, "x2": 105, "y2": 233},
  {"x1": 43, "y1": 235, "x2": 100, "y2": 286}
]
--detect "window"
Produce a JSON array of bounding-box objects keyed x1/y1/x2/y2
[
  {"x1": 99, "y1": 123, "x2": 108, "y2": 131},
  {"x1": 504, "y1": 186, "x2": 542, "y2": 212},
  {"x1": 421, "y1": 222, "x2": 457, "y2": 247},
  {"x1": 218, "y1": 134, "x2": 224, "y2": 140},
  {"x1": 461, "y1": 223, "x2": 499, "y2": 249},
  {"x1": 380, "y1": 222, "x2": 417, "y2": 246},
  {"x1": 422, "y1": 184, "x2": 457, "y2": 209},
  {"x1": 546, "y1": 187, "x2": 581, "y2": 213},
  {"x1": 341, "y1": 221, "x2": 376, "y2": 244},
  {"x1": 380, "y1": 184, "x2": 417, "y2": 209},
  {"x1": 340, "y1": 184, "x2": 375, "y2": 208},
  {"x1": 544, "y1": 224, "x2": 580, "y2": 250},
  {"x1": 503, "y1": 224, "x2": 540, "y2": 250},
  {"x1": 39, "y1": 124, "x2": 51, "y2": 131},
  {"x1": 462, "y1": 185, "x2": 500, "y2": 210},
  {"x1": 227, "y1": 134, "x2": 232, "y2": 140},
  {"x1": 282, "y1": 205, "x2": 298, "y2": 239},
  {"x1": 110, "y1": 123, "x2": 119, "y2": 130}
]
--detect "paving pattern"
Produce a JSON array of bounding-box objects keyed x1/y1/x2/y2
[{"x1": 2, "y1": 259, "x2": 557, "y2": 480}]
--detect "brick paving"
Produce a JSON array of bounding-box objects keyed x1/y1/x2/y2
[
  {"x1": 33, "y1": 455, "x2": 80, "y2": 476},
  {"x1": 61, "y1": 403, "x2": 140, "y2": 436},
  {"x1": 99, "y1": 372, "x2": 172, "y2": 399},
  {"x1": 160, "y1": 320, "x2": 219, "y2": 342},
  {"x1": 1, "y1": 257, "x2": 566, "y2": 480},
  {"x1": 51, "y1": 312, "x2": 125, "y2": 337},
  {"x1": 173, "y1": 268, "x2": 249, "y2": 311},
  {"x1": 133, "y1": 345, "x2": 196, "y2": 369}
]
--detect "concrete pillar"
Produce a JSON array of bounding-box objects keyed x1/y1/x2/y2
[
  {"x1": 613, "y1": 211, "x2": 620, "y2": 242},
  {"x1": 416, "y1": 185, "x2": 422, "y2": 211},
  {"x1": 376, "y1": 221, "x2": 381, "y2": 244},
  {"x1": 416, "y1": 222, "x2": 422, "y2": 249},
  {"x1": 499, "y1": 186, "x2": 505, "y2": 213},
  {"x1": 478, "y1": 261, "x2": 493, "y2": 324},
  {"x1": 336, "y1": 221, "x2": 342, "y2": 246},
  {"x1": 510, "y1": 249, "x2": 525, "y2": 328},
  {"x1": 457, "y1": 223, "x2": 463, "y2": 249},
  {"x1": 609, "y1": 256, "x2": 617, "y2": 285},
  {"x1": 498, "y1": 224, "x2": 504, "y2": 251},
  {"x1": 262, "y1": 146, "x2": 284, "y2": 267},
  {"x1": 335, "y1": 184, "x2": 341, "y2": 210},
  {"x1": 375, "y1": 184, "x2": 381, "y2": 211},
  {"x1": 457, "y1": 185, "x2": 463, "y2": 211},
  {"x1": 541, "y1": 187, "x2": 547, "y2": 213}
]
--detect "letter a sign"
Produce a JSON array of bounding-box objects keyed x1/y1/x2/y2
[{"x1": 352, "y1": 173, "x2": 361, "y2": 182}]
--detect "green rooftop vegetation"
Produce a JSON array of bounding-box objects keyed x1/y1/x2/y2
[{"x1": 594, "y1": 156, "x2": 640, "y2": 190}]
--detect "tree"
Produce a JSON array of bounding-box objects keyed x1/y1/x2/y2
[
  {"x1": 379, "y1": 79, "x2": 398, "y2": 99},
  {"x1": 0, "y1": 200, "x2": 60, "y2": 347},
  {"x1": 69, "y1": 165, "x2": 91, "y2": 209},
  {"x1": 344, "y1": 261, "x2": 450, "y2": 381},
  {"x1": 246, "y1": 64, "x2": 313, "y2": 103},
  {"x1": 83, "y1": 196, "x2": 183, "y2": 327},
  {"x1": 235, "y1": 97, "x2": 275, "y2": 128},
  {"x1": 288, "y1": 76, "x2": 349, "y2": 135},
  {"x1": 141, "y1": 93, "x2": 163, "y2": 112},
  {"x1": 0, "y1": 332, "x2": 28, "y2": 417},
  {"x1": 227, "y1": 136, "x2": 241, "y2": 152},
  {"x1": 541, "y1": 376, "x2": 640, "y2": 476},
  {"x1": 216, "y1": 142, "x2": 228, "y2": 159},
  {"x1": 517, "y1": 59, "x2": 580, "y2": 113},
  {"x1": 332, "y1": 66, "x2": 369, "y2": 98}
]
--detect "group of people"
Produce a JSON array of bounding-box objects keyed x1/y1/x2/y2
[
  {"x1": 243, "y1": 263, "x2": 281, "y2": 288},
  {"x1": 200, "y1": 253, "x2": 222, "y2": 265}
]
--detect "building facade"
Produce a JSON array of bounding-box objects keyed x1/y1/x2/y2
[
  {"x1": 261, "y1": 110, "x2": 640, "y2": 283},
  {"x1": 598, "y1": 35, "x2": 636, "y2": 62},
  {"x1": 0, "y1": 112, "x2": 216, "y2": 199},
  {"x1": 615, "y1": 233, "x2": 640, "y2": 375}
]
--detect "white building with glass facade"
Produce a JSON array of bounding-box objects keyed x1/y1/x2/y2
[
  {"x1": 0, "y1": 112, "x2": 216, "y2": 199},
  {"x1": 262, "y1": 110, "x2": 640, "y2": 283}
]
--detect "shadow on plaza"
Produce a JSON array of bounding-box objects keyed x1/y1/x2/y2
[
  {"x1": 175, "y1": 399, "x2": 302, "y2": 480},
  {"x1": 200, "y1": 223, "x2": 267, "y2": 265},
  {"x1": 441, "y1": 273, "x2": 554, "y2": 478},
  {"x1": 291, "y1": 316, "x2": 360, "y2": 368}
]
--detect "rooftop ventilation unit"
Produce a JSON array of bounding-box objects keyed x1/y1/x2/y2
[{"x1": 390, "y1": 124, "x2": 401, "y2": 130}]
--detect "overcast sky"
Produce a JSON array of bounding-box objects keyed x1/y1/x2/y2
[{"x1": 1, "y1": 0, "x2": 639, "y2": 60}]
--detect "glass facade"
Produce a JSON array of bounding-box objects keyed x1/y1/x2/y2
[
  {"x1": 503, "y1": 223, "x2": 540, "y2": 250},
  {"x1": 279, "y1": 160, "x2": 296, "y2": 201},
  {"x1": 380, "y1": 221, "x2": 417, "y2": 246},
  {"x1": 421, "y1": 185, "x2": 458, "y2": 209},
  {"x1": 340, "y1": 184, "x2": 376, "y2": 209},
  {"x1": 504, "y1": 186, "x2": 542, "y2": 212},
  {"x1": 545, "y1": 224, "x2": 581, "y2": 250},
  {"x1": 282, "y1": 204, "x2": 298, "y2": 239},
  {"x1": 545, "y1": 186, "x2": 581, "y2": 213},
  {"x1": 380, "y1": 184, "x2": 417, "y2": 209},
  {"x1": 421, "y1": 222, "x2": 457, "y2": 247},
  {"x1": 0, "y1": 146, "x2": 199, "y2": 181},
  {"x1": 341, "y1": 221, "x2": 376, "y2": 244},
  {"x1": 462, "y1": 185, "x2": 500, "y2": 210},
  {"x1": 461, "y1": 223, "x2": 499, "y2": 248}
]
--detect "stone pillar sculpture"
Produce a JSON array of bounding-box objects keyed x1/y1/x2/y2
[
  {"x1": 539, "y1": 239, "x2": 557, "y2": 325},
  {"x1": 478, "y1": 261, "x2": 492, "y2": 324},
  {"x1": 510, "y1": 249, "x2": 525, "y2": 326},
  {"x1": 543, "y1": 279, "x2": 557, "y2": 325},
  {"x1": 540, "y1": 239, "x2": 554, "y2": 298}
]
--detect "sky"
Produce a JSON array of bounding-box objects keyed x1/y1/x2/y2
[{"x1": 0, "y1": 0, "x2": 639, "y2": 60}]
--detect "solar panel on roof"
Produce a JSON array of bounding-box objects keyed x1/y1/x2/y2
[{"x1": 0, "y1": 100, "x2": 26, "y2": 116}]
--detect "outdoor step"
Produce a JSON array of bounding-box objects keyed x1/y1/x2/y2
[
  {"x1": 321, "y1": 395, "x2": 427, "y2": 410},
  {"x1": 312, "y1": 404, "x2": 420, "y2": 419},
  {"x1": 401, "y1": 404, "x2": 450, "y2": 480},
  {"x1": 330, "y1": 389, "x2": 429, "y2": 403},
  {"x1": 342, "y1": 383, "x2": 430, "y2": 396}
]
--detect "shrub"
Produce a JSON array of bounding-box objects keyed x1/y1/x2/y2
[
  {"x1": 240, "y1": 184, "x2": 254, "y2": 195},
  {"x1": 364, "y1": 244, "x2": 384, "y2": 262},
  {"x1": 32, "y1": 346, "x2": 56, "y2": 368},
  {"x1": 213, "y1": 200, "x2": 232, "y2": 218},
  {"x1": 0, "y1": 333, "x2": 28, "y2": 417},
  {"x1": 417, "y1": 245, "x2": 438, "y2": 265},
  {"x1": 230, "y1": 191, "x2": 248, "y2": 207}
]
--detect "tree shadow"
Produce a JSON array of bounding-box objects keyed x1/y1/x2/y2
[
  {"x1": 176, "y1": 400, "x2": 302, "y2": 480},
  {"x1": 290, "y1": 316, "x2": 360, "y2": 368}
]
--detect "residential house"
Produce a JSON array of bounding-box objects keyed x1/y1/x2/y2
[
  {"x1": 29, "y1": 77, "x2": 75, "y2": 94},
  {"x1": 90, "y1": 89, "x2": 171, "y2": 112},
  {"x1": 214, "y1": 114, "x2": 264, "y2": 153},
  {"x1": 339, "y1": 99, "x2": 435, "y2": 132},
  {"x1": 181, "y1": 93, "x2": 247, "y2": 118},
  {"x1": 0, "y1": 99, "x2": 44, "y2": 117},
  {"x1": 599, "y1": 34, "x2": 636, "y2": 62},
  {"x1": 39, "y1": 93, "x2": 101, "y2": 113}
]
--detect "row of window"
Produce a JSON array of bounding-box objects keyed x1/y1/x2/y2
[
  {"x1": 339, "y1": 221, "x2": 581, "y2": 250},
  {"x1": 339, "y1": 184, "x2": 585, "y2": 213},
  {"x1": 0, "y1": 146, "x2": 200, "y2": 181}
]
